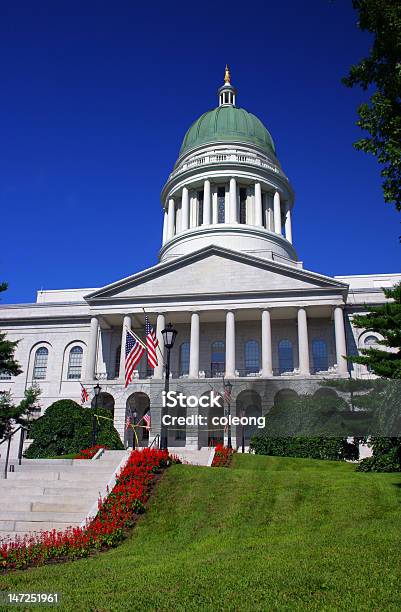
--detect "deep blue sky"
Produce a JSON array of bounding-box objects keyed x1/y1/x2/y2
[{"x1": 1, "y1": 0, "x2": 399, "y2": 305}]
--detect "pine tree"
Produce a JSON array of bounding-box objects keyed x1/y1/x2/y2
[
  {"x1": 0, "y1": 282, "x2": 22, "y2": 377},
  {"x1": 349, "y1": 282, "x2": 401, "y2": 378}
]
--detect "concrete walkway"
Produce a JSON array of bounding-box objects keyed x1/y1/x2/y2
[{"x1": 0, "y1": 450, "x2": 129, "y2": 542}]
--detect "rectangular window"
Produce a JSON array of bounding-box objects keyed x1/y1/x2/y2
[
  {"x1": 0, "y1": 372, "x2": 11, "y2": 380},
  {"x1": 197, "y1": 190, "x2": 204, "y2": 225},
  {"x1": 239, "y1": 188, "x2": 247, "y2": 224},
  {"x1": 217, "y1": 187, "x2": 225, "y2": 223}
]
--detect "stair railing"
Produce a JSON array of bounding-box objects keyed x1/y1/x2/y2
[
  {"x1": 0, "y1": 425, "x2": 28, "y2": 479},
  {"x1": 148, "y1": 434, "x2": 160, "y2": 450}
]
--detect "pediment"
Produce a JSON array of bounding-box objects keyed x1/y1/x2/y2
[{"x1": 85, "y1": 246, "x2": 348, "y2": 303}]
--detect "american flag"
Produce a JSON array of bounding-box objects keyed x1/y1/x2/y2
[
  {"x1": 80, "y1": 383, "x2": 89, "y2": 405},
  {"x1": 125, "y1": 329, "x2": 146, "y2": 387},
  {"x1": 145, "y1": 316, "x2": 159, "y2": 369},
  {"x1": 125, "y1": 416, "x2": 131, "y2": 431},
  {"x1": 143, "y1": 411, "x2": 151, "y2": 431},
  {"x1": 223, "y1": 382, "x2": 232, "y2": 405}
]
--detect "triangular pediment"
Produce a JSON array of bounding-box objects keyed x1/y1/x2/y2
[{"x1": 85, "y1": 246, "x2": 348, "y2": 303}]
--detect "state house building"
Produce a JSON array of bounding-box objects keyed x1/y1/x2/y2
[{"x1": 1, "y1": 68, "x2": 399, "y2": 449}]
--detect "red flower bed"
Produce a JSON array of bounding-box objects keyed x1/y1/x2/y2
[
  {"x1": 75, "y1": 445, "x2": 109, "y2": 459},
  {"x1": 0, "y1": 448, "x2": 171, "y2": 571},
  {"x1": 211, "y1": 444, "x2": 235, "y2": 467}
]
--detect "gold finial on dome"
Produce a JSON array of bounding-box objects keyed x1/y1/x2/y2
[{"x1": 224, "y1": 64, "x2": 231, "y2": 84}]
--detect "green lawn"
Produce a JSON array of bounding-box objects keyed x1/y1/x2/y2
[{"x1": 1, "y1": 455, "x2": 400, "y2": 611}]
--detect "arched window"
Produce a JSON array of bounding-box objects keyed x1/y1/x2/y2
[
  {"x1": 179, "y1": 342, "x2": 190, "y2": 376},
  {"x1": 312, "y1": 339, "x2": 328, "y2": 372},
  {"x1": 67, "y1": 346, "x2": 83, "y2": 379},
  {"x1": 114, "y1": 345, "x2": 121, "y2": 378},
  {"x1": 244, "y1": 340, "x2": 260, "y2": 374},
  {"x1": 211, "y1": 341, "x2": 225, "y2": 377},
  {"x1": 364, "y1": 335, "x2": 379, "y2": 347},
  {"x1": 278, "y1": 339, "x2": 293, "y2": 374},
  {"x1": 33, "y1": 347, "x2": 48, "y2": 380}
]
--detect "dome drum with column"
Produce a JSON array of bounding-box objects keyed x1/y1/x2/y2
[{"x1": 159, "y1": 69, "x2": 295, "y2": 264}]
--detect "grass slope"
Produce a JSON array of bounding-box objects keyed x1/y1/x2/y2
[{"x1": 1, "y1": 455, "x2": 400, "y2": 611}]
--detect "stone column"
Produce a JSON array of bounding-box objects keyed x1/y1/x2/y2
[
  {"x1": 162, "y1": 209, "x2": 168, "y2": 245},
  {"x1": 261, "y1": 309, "x2": 273, "y2": 377},
  {"x1": 181, "y1": 187, "x2": 189, "y2": 231},
  {"x1": 153, "y1": 314, "x2": 166, "y2": 379},
  {"x1": 119, "y1": 315, "x2": 132, "y2": 379},
  {"x1": 254, "y1": 182, "x2": 263, "y2": 227},
  {"x1": 274, "y1": 191, "x2": 281, "y2": 234},
  {"x1": 334, "y1": 306, "x2": 348, "y2": 376},
  {"x1": 225, "y1": 311, "x2": 236, "y2": 378},
  {"x1": 297, "y1": 307, "x2": 310, "y2": 376},
  {"x1": 189, "y1": 312, "x2": 200, "y2": 379},
  {"x1": 167, "y1": 198, "x2": 175, "y2": 239},
  {"x1": 229, "y1": 178, "x2": 238, "y2": 223},
  {"x1": 203, "y1": 179, "x2": 211, "y2": 225},
  {"x1": 86, "y1": 316, "x2": 99, "y2": 380},
  {"x1": 285, "y1": 205, "x2": 293, "y2": 244}
]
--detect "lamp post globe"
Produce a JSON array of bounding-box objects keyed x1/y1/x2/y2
[{"x1": 160, "y1": 323, "x2": 177, "y2": 450}]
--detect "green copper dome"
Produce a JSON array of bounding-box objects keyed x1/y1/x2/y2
[{"x1": 179, "y1": 106, "x2": 276, "y2": 157}]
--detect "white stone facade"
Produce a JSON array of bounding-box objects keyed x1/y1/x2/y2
[{"x1": 1, "y1": 72, "x2": 400, "y2": 450}]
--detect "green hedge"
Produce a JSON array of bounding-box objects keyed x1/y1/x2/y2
[
  {"x1": 25, "y1": 399, "x2": 124, "y2": 458},
  {"x1": 356, "y1": 437, "x2": 401, "y2": 472},
  {"x1": 249, "y1": 436, "x2": 359, "y2": 461}
]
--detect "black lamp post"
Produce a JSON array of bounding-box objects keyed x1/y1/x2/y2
[
  {"x1": 132, "y1": 409, "x2": 137, "y2": 450},
  {"x1": 160, "y1": 323, "x2": 177, "y2": 450},
  {"x1": 241, "y1": 408, "x2": 246, "y2": 454},
  {"x1": 92, "y1": 383, "x2": 101, "y2": 446},
  {"x1": 224, "y1": 379, "x2": 233, "y2": 449}
]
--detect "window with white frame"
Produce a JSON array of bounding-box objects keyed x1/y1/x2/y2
[
  {"x1": 179, "y1": 342, "x2": 190, "y2": 376},
  {"x1": 364, "y1": 335, "x2": 379, "y2": 346},
  {"x1": 33, "y1": 347, "x2": 49, "y2": 380},
  {"x1": 244, "y1": 340, "x2": 260, "y2": 374},
  {"x1": 114, "y1": 345, "x2": 121, "y2": 378},
  {"x1": 67, "y1": 346, "x2": 83, "y2": 379},
  {"x1": 278, "y1": 339, "x2": 293, "y2": 374},
  {"x1": 211, "y1": 341, "x2": 225, "y2": 377},
  {"x1": 312, "y1": 338, "x2": 328, "y2": 372}
]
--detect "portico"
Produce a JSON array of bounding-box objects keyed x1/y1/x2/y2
[{"x1": 84, "y1": 302, "x2": 349, "y2": 383}]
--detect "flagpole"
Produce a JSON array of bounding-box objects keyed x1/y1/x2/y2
[{"x1": 141, "y1": 307, "x2": 166, "y2": 366}]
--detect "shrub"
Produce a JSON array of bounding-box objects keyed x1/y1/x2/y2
[
  {"x1": 25, "y1": 400, "x2": 123, "y2": 458},
  {"x1": 250, "y1": 436, "x2": 359, "y2": 461},
  {"x1": 356, "y1": 437, "x2": 401, "y2": 472}
]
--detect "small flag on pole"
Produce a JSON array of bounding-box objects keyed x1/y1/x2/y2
[
  {"x1": 125, "y1": 415, "x2": 131, "y2": 431},
  {"x1": 125, "y1": 329, "x2": 146, "y2": 387},
  {"x1": 80, "y1": 383, "x2": 89, "y2": 405},
  {"x1": 223, "y1": 383, "x2": 231, "y2": 405},
  {"x1": 145, "y1": 316, "x2": 158, "y2": 369},
  {"x1": 143, "y1": 411, "x2": 151, "y2": 431}
]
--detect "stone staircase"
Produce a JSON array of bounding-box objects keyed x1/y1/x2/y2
[
  {"x1": 168, "y1": 447, "x2": 215, "y2": 466},
  {"x1": 0, "y1": 450, "x2": 129, "y2": 542}
]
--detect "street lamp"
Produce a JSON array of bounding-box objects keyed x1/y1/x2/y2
[
  {"x1": 160, "y1": 323, "x2": 177, "y2": 450},
  {"x1": 224, "y1": 379, "x2": 233, "y2": 449},
  {"x1": 92, "y1": 383, "x2": 101, "y2": 446},
  {"x1": 241, "y1": 408, "x2": 246, "y2": 454}
]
